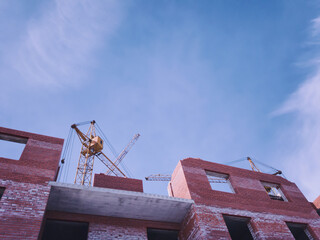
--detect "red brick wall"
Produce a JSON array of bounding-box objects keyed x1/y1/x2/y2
[
  {"x1": 314, "y1": 195, "x2": 320, "y2": 209},
  {"x1": 93, "y1": 174, "x2": 143, "y2": 192},
  {"x1": 179, "y1": 205, "x2": 231, "y2": 240},
  {"x1": 173, "y1": 158, "x2": 320, "y2": 239},
  {"x1": 43, "y1": 210, "x2": 180, "y2": 240},
  {"x1": 173, "y1": 158, "x2": 318, "y2": 217},
  {"x1": 179, "y1": 204, "x2": 320, "y2": 240},
  {"x1": 0, "y1": 127, "x2": 63, "y2": 240},
  {"x1": 168, "y1": 161, "x2": 192, "y2": 199}
]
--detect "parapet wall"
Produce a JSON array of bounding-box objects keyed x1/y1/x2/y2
[{"x1": 93, "y1": 174, "x2": 143, "y2": 192}]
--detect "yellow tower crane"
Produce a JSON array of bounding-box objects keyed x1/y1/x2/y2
[{"x1": 70, "y1": 120, "x2": 139, "y2": 186}]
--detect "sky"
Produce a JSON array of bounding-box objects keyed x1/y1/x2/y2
[{"x1": 1, "y1": 0, "x2": 320, "y2": 200}]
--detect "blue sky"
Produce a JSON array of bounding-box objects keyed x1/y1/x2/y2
[{"x1": 1, "y1": 0, "x2": 320, "y2": 200}]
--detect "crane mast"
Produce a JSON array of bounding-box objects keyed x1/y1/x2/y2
[{"x1": 73, "y1": 121, "x2": 97, "y2": 186}]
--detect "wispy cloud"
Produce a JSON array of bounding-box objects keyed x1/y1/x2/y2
[
  {"x1": 9, "y1": 0, "x2": 123, "y2": 88},
  {"x1": 275, "y1": 17, "x2": 320, "y2": 201}
]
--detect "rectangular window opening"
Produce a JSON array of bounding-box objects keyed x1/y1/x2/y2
[
  {"x1": 0, "y1": 187, "x2": 5, "y2": 200},
  {"x1": 261, "y1": 181, "x2": 287, "y2": 201},
  {"x1": 286, "y1": 222, "x2": 313, "y2": 240},
  {"x1": 0, "y1": 133, "x2": 27, "y2": 160},
  {"x1": 206, "y1": 171, "x2": 234, "y2": 193},
  {"x1": 147, "y1": 228, "x2": 179, "y2": 240},
  {"x1": 41, "y1": 219, "x2": 89, "y2": 240},
  {"x1": 223, "y1": 215, "x2": 254, "y2": 240}
]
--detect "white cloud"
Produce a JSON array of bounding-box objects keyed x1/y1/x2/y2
[
  {"x1": 9, "y1": 0, "x2": 123, "y2": 88},
  {"x1": 275, "y1": 17, "x2": 320, "y2": 201}
]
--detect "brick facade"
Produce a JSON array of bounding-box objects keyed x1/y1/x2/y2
[
  {"x1": 0, "y1": 127, "x2": 63, "y2": 240},
  {"x1": 1, "y1": 126, "x2": 319, "y2": 240},
  {"x1": 170, "y1": 158, "x2": 320, "y2": 239}
]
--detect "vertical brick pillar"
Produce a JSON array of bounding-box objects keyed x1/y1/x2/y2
[
  {"x1": 0, "y1": 127, "x2": 63, "y2": 240},
  {"x1": 180, "y1": 205, "x2": 231, "y2": 240}
]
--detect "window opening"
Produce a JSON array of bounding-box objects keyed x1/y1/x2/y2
[
  {"x1": 0, "y1": 187, "x2": 5, "y2": 200},
  {"x1": 206, "y1": 171, "x2": 234, "y2": 193},
  {"x1": 261, "y1": 181, "x2": 287, "y2": 201},
  {"x1": 41, "y1": 219, "x2": 89, "y2": 240},
  {"x1": 286, "y1": 222, "x2": 313, "y2": 240},
  {"x1": 223, "y1": 215, "x2": 254, "y2": 240},
  {"x1": 0, "y1": 133, "x2": 27, "y2": 160},
  {"x1": 147, "y1": 228, "x2": 179, "y2": 240}
]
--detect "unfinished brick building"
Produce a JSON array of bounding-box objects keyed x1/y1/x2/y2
[{"x1": 0, "y1": 126, "x2": 320, "y2": 240}]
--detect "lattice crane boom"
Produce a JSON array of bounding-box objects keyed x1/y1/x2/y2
[
  {"x1": 106, "y1": 134, "x2": 140, "y2": 175},
  {"x1": 247, "y1": 156, "x2": 261, "y2": 172},
  {"x1": 145, "y1": 174, "x2": 171, "y2": 181},
  {"x1": 96, "y1": 152, "x2": 126, "y2": 177},
  {"x1": 145, "y1": 174, "x2": 227, "y2": 183}
]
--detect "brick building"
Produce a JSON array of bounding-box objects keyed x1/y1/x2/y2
[{"x1": 0, "y1": 126, "x2": 319, "y2": 239}]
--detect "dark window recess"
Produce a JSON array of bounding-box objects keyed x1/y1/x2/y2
[
  {"x1": 41, "y1": 219, "x2": 89, "y2": 240},
  {"x1": 223, "y1": 215, "x2": 254, "y2": 240},
  {"x1": 0, "y1": 187, "x2": 5, "y2": 200},
  {"x1": 286, "y1": 223, "x2": 312, "y2": 240},
  {"x1": 317, "y1": 209, "x2": 320, "y2": 217},
  {"x1": 147, "y1": 228, "x2": 179, "y2": 240}
]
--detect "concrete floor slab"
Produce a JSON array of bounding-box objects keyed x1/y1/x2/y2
[{"x1": 47, "y1": 182, "x2": 194, "y2": 223}]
